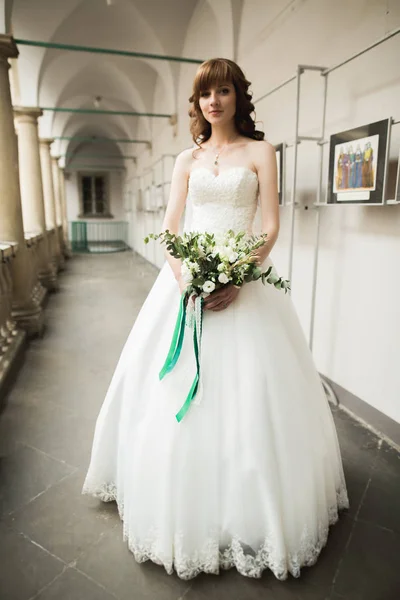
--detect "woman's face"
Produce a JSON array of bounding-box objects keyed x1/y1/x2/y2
[{"x1": 199, "y1": 81, "x2": 236, "y2": 125}]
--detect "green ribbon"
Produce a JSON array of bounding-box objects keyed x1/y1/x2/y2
[
  {"x1": 159, "y1": 292, "x2": 204, "y2": 422},
  {"x1": 159, "y1": 291, "x2": 188, "y2": 380}
]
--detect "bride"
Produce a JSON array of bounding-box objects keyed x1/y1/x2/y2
[{"x1": 82, "y1": 57, "x2": 349, "y2": 581}]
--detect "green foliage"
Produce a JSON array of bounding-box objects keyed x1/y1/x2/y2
[{"x1": 144, "y1": 229, "x2": 291, "y2": 295}]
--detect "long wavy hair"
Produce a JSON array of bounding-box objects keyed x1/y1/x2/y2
[{"x1": 188, "y1": 58, "x2": 265, "y2": 148}]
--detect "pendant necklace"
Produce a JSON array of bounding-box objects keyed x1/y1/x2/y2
[
  {"x1": 212, "y1": 135, "x2": 239, "y2": 166},
  {"x1": 214, "y1": 149, "x2": 222, "y2": 166}
]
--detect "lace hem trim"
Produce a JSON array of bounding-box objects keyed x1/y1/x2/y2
[{"x1": 82, "y1": 480, "x2": 349, "y2": 580}]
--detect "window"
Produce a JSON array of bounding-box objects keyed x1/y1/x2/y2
[{"x1": 78, "y1": 173, "x2": 112, "y2": 218}]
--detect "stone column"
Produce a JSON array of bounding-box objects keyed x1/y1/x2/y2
[
  {"x1": 51, "y1": 156, "x2": 66, "y2": 268},
  {"x1": 0, "y1": 35, "x2": 44, "y2": 336},
  {"x1": 39, "y1": 139, "x2": 62, "y2": 270},
  {"x1": 59, "y1": 166, "x2": 72, "y2": 258},
  {"x1": 14, "y1": 107, "x2": 58, "y2": 291}
]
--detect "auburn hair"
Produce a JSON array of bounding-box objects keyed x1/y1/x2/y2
[{"x1": 188, "y1": 58, "x2": 265, "y2": 148}]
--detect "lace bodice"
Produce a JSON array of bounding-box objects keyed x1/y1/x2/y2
[{"x1": 186, "y1": 166, "x2": 259, "y2": 234}]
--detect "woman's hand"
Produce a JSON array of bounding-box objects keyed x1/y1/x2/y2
[
  {"x1": 177, "y1": 276, "x2": 189, "y2": 296},
  {"x1": 203, "y1": 284, "x2": 240, "y2": 312}
]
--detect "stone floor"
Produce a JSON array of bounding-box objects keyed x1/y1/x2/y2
[{"x1": 0, "y1": 252, "x2": 399, "y2": 600}]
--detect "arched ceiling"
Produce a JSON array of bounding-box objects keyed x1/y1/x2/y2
[{"x1": 8, "y1": 0, "x2": 241, "y2": 161}]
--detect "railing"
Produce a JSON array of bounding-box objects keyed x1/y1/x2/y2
[
  {"x1": 25, "y1": 232, "x2": 47, "y2": 304},
  {"x1": 69, "y1": 221, "x2": 129, "y2": 253},
  {"x1": 0, "y1": 243, "x2": 24, "y2": 403}
]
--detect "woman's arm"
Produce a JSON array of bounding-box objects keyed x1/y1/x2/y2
[
  {"x1": 161, "y1": 149, "x2": 192, "y2": 291},
  {"x1": 252, "y1": 140, "x2": 280, "y2": 264}
]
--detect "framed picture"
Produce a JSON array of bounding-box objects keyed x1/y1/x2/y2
[
  {"x1": 327, "y1": 118, "x2": 391, "y2": 205},
  {"x1": 274, "y1": 142, "x2": 285, "y2": 205},
  {"x1": 395, "y1": 149, "x2": 400, "y2": 204}
]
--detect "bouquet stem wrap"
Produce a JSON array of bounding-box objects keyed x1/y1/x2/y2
[{"x1": 159, "y1": 291, "x2": 204, "y2": 422}]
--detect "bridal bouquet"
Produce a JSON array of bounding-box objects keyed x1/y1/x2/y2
[
  {"x1": 144, "y1": 229, "x2": 290, "y2": 295},
  {"x1": 144, "y1": 229, "x2": 290, "y2": 423}
]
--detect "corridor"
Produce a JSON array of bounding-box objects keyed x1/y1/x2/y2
[{"x1": 0, "y1": 253, "x2": 399, "y2": 600}]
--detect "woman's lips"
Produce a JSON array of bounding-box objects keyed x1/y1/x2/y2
[{"x1": 210, "y1": 111, "x2": 222, "y2": 115}]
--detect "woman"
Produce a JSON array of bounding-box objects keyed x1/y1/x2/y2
[{"x1": 83, "y1": 58, "x2": 349, "y2": 581}]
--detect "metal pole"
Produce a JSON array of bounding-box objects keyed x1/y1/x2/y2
[
  {"x1": 322, "y1": 26, "x2": 400, "y2": 75},
  {"x1": 254, "y1": 74, "x2": 297, "y2": 105},
  {"x1": 42, "y1": 106, "x2": 171, "y2": 118},
  {"x1": 309, "y1": 73, "x2": 328, "y2": 352},
  {"x1": 15, "y1": 38, "x2": 204, "y2": 64},
  {"x1": 161, "y1": 156, "x2": 166, "y2": 211},
  {"x1": 288, "y1": 66, "x2": 302, "y2": 286},
  {"x1": 151, "y1": 168, "x2": 157, "y2": 265},
  {"x1": 254, "y1": 29, "x2": 400, "y2": 108},
  {"x1": 55, "y1": 136, "x2": 149, "y2": 144},
  {"x1": 298, "y1": 64, "x2": 326, "y2": 72},
  {"x1": 383, "y1": 118, "x2": 393, "y2": 204},
  {"x1": 64, "y1": 154, "x2": 135, "y2": 160}
]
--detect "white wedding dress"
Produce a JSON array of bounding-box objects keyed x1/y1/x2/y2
[{"x1": 82, "y1": 165, "x2": 349, "y2": 580}]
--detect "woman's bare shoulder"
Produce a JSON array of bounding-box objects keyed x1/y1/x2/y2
[
  {"x1": 248, "y1": 138, "x2": 275, "y2": 151},
  {"x1": 174, "y1": 146, "x2": 202, "y2": 175},
  {"x1": 248, "y1": 139, "x2": 276, "y2": 166}
]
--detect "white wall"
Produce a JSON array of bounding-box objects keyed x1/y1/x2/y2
[
  {"x1": 237, "y1": 0, "x2": 400, "y2": 423},
  {"x1": 126, "y1": 0, "x2": 400, "y2": 424}
]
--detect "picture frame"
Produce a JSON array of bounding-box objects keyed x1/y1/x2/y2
[
  {"x1": 274, "y1": 142, "x2": 285, "y2": 206},
  {"x1": 327, "y1": 118, "x2": 391, "y2": 205},
  {"x1": 395, "y1": 149, "x2": 400, "y2": 204}
]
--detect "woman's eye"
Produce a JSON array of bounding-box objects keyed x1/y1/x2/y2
[{"x1": 221, "y1": 88, "x2": 229, "y2": 94}]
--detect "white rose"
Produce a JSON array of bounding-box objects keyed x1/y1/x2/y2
[
  {"x1": 228, "y1": 251, "x2": 238, "y2": 263},
  {"x1": 218, "y1": 273, "x2": 230, "y2": 284},
  {"x1": 217, "y1": 263, "x2": 226, "y2": 272},
  {"x1": 211, "y1": 246, "x2": 221, "y2": 258},
  {"x1": 180, "y1": 263, "x2": 193, "y2": 283},
  {"x1": 182, "y1": 271, "x2": 193, "y2": 283},
  {"x1": 203, "y1": 281, "x2": 215, "y2": 293},
  {"x1": 188, "y1": 261, "x2": 200, "y2": 273}
]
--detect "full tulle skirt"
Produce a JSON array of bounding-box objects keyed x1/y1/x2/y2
[{"x1": 82, "y1": 257, "x2": 349, "y2": 580}]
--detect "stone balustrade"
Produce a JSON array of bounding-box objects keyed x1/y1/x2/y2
[
  {"x1": 0, "y1": 243, "x2": 26, "y2": 407},
  {"x1": 24, "y1": 232, "x2": 48, "y2": 308},
  {"x1": 0, "y1": 34, "x2": 71, "y2": 404}
]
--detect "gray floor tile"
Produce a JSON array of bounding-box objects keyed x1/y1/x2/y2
[
  {"x1": 358, "y1": 441, "x2": 400, "y2": 534},
  {"x1": 5, "y1": 471, "x2": 119, "y2": 564},
  {"x1": 0, "y1": 393, "x2": 93, "y2": 470},
  {"x1": 293, "y1": 514, "x2": 354, "y2": 588},
  {"x1": 0, "y1": 521, "x2": 64, "y2": 600},
  {"x1": 332, "y1": 519, "x2": 400, "y2": 600},
  {"x1": 332, "y1": 409, "x2": 381, "y2": 519},
  {"x1": 0, "y1": 443, "x2": 75, "y2": 517},
  {"x1": 186, "y1": 568, "x2": 331, "y2": 600},
  {"x1": 1, "y1": 253, "x2": 399, "y2": 600},
  {"x1": 76, "y1": 524, "x2": 189, "y2": 600},
  {"x1": 3, "y1": 399, "x2": 94, "y2": 470},
  {"x1": 35, "y1": 567, "x2": 116, "y2": 600}
]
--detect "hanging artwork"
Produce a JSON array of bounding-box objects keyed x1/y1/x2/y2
[
  {"x1": 274, "y1": 142, "x2": 285, "y2": 205},
  {"x1": 327, "y1": 118, "x2": 391, "y2": 205},
  {"x1": 395, "y1": 149, "x2": 400, "y2": 204}
]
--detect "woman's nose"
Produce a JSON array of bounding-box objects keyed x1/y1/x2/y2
[{"x1": 210, "y1": 92, "x2": 219, "y2": 105}]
